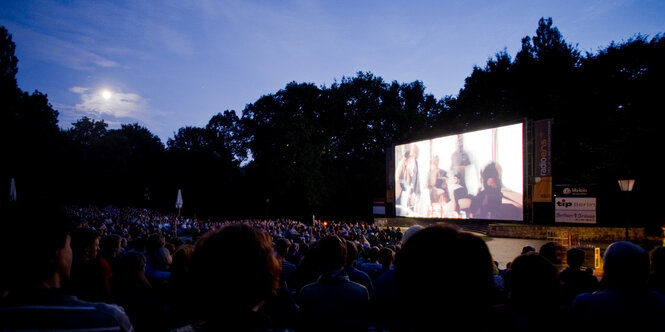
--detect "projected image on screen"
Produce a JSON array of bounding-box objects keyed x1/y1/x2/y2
[{"x1": 395, "y1": 123, "x2": 523, "y2": 221}]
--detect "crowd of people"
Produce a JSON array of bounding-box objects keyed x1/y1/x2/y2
[{"x1": 2, "y1": 203, "x2": 665, "y2": 331}]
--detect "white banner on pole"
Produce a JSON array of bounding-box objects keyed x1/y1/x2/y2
[{"x1": 176, "y1": 189, "x2": 183, "y2": 209}]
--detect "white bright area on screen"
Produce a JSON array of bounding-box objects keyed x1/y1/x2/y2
[
  {"x1": 495, "y1": 124, "x2": 523, "y2": 194},
  {"x1": 394, "y1": 122, "x2": 523, "y2": 220}
]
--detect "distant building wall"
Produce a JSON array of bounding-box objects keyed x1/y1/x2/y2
[
  {"x1": 375, "y1": 217, "x2": 647, "y2": 243},
  {"x1": 489, "y1": 224, "x2": 643, "y2": 242}
]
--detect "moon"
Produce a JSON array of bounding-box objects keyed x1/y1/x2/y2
[{"x1": 101, "y1": 90, "x2": 112, "y2": 100}]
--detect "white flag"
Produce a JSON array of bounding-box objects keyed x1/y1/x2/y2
[
  {"x1": 175, "y1": 189, "x2": 183, "y2": 209},
  {"x1": 9, "y1": 178, "x2": 17, "y2": 202}
]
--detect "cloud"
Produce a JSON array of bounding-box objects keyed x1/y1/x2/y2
[
  {"x1": 55, "y1": 42, "x2": 124, "y2": 71},
  {"x1": 71, "y1": 86, "x2": 148, "y2": 118},
  {"x1": 13, "y1": 27, "x2": 124, "y2": 71},
  {"x1": 65, "y1": 86, "x2": 169, "y2": 143}
]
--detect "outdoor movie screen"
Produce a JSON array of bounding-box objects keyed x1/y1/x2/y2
[{"x1": 394, "y1": 122, "x2": 523, "y2": 221}]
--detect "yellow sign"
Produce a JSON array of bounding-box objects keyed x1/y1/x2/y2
[{"x1": 533, "y1": 176, "x2": 552, "y2": 202}]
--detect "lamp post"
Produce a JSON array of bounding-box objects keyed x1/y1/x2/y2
[
  {"x1": 9, "y1": 178, "x2": 17, "y2": 202},
  {"x1": 618, "y1": 179, "x2": 635, "y2": 241},
  {"x1": 266, "y1": 198, "x2": 270, "y2": 220}
]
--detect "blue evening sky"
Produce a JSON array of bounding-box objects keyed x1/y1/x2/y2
[{"x1": 2, "y1": 0, "x2": 664, "y2": 143}]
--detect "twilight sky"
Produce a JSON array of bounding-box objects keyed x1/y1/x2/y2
[{"x1": 1, "y1": 0, "x2": 664, "y2": 143}]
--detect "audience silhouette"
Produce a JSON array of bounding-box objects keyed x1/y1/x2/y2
[
  {"x1": 394, "y1": 224, "x2": 495, "y2": 331},
  {"x1": 67, "y1": 227, "x2": 113, "y2": 303},
  {"x1": 112, "y1": 251, "x2": 164, "y2": 332},
  {"x1": 344, "y1": 239, "x2": 373, "y2": 293},
  {"x1": 559, "y1": 247, "x2": 600, "y2": 306},
  {"x1": 494, "y1": 251, "x2": 568, "y2": 332},
  {"x1": 176, "y1": 223, "x2": 281, "y2": 331},
  {"x1": 648, "y1": 246, "x2": 665, "y2": 295},
  {"x1": 571, "y1": 241, "x2": 665, "y2": 330},
  {"x1": 5, "y1": 204, "x2": 665, "y2": 332},
  {"x1": 298, "y1": 235, "x2": 370, "y2": 331},
  {"x1": 0, "y1": 203, "x2": 134, "y2": 332}
]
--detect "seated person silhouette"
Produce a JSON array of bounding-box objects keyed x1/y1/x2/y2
[
  {"x1": 0, "y1": 203, "x2": 134, "y2": 332},
  {"x1": 394, "y1": 225, "x2": 495, "y2": 331},
  {"x1": 571, "y1": 241, "x2": 665, "y2": 330},
  {"x1": 560, "y1": 247, "x2": 600, "y2": 306},
  {"x1": 178, "y1": 223, "x2": 282, "y2": 331},
  {"x1": 298, "y1": 235, "x2": 370, "y2": 330}
]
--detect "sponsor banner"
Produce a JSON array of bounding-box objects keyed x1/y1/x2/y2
[
  {"x1": 534, "y1": 119, "x2": 552, "y2": 177},
  {"x1": 555, "y1": 197, "x2": 597, "y2": 224},
  {"x1": 555, "y1": 185, "x2": 592, "y2": 197},
  {"x1": 533, "y1": 176, "x2": 552, "y2": 202}
]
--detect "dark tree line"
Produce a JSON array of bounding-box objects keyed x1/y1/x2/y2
[
  {"x1": 2, "y1": 18, "x2": 664, "y2": 228},
  {"x1": 452, "y1": 18, "x2": 664, "y2": 228}
]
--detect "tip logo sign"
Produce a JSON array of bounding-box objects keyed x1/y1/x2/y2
[
  {"x1": 556, "y1": 199, "x2": 573, "y2": 208},
  {"x1": 555, "y1": 197, "x2": 597, "y2": 224}
]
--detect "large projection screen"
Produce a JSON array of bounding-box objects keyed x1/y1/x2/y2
[{"x1": 394, "y1": 123, "x2": 523, "y2": 221}]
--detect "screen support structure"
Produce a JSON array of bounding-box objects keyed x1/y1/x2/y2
[
  {"x1": 386, "y1": 147, "x2": 396, "y2": 217},
  {"x1": 524, "y1": 118, "x2": 534, "y2": 224}
]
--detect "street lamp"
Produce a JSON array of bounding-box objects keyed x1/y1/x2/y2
[
  {"x1": 618, "y1": 179, "x2": 635, "y2": 241},
  {"x1": 266, "y1": 198, "x2": 270, "y2": 220}
]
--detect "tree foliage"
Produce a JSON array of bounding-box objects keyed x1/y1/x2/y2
[
  {"x1": 450, "y1": 18, "x2": 664, "y2": 226},
  {"x1": 1, "y1": 27, "x2": 65, "y2": 205},
  {"x1": 67, "y1": 116, "x2": 108, "y2": 146}
]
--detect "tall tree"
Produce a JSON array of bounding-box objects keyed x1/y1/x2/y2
[
  {"x1": 167, "y1": 126, "x2": 210, "y2": 152},
  {"x1": 67, "y1": 116, "x2": 108, "y2": 146},
  {"x1": 1, "y1": 26, "x2": 64, "y2": 204},
  {"x1": 573, "y1": 34, "x2": 665, "y2": 227},
  {"x1": 91, "y1": 124, "x2": 165, "y2": 207},
  {"x1": 241, "y1": 82, "x2": 330, "y2": 216},
  {"x1": 237, "y1": 72, "x2": 445, "y2": 218},
  {"x1": 207, "y1": 110, "x2": 246, "y2": 165},
  {"x1": 0, "y1": 26, "x2": 18, "y2": 95},
  {"x1": 453, "y1": 17, "x2": 582, "y2": 125},
  {"x1": 165, "y1": 122, "x2": 242, "y2": 218}
]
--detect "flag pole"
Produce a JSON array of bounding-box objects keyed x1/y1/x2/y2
[
  {"x1": 9, "y1": 178, "x2": 17, "y2": 202},
  {"x1": 175, "y1": 189, "x2": 183, "y2": 238}
]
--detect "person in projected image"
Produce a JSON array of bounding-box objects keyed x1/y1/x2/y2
[
  {"x1": 428, "y1": 154, "x2": 473, "y2": 219},
  {"x1": 396, "y1": 144, "x2": 421, "y2": 216},
  {"x1": 469, "y1": 162, "x2": 522, "y2": 220},
  {"x1": 451, "y1": 134, "x2": 471, "y2": 189},
  {"x1": 445, "y1": 172, "x2": 470, "y2": 218},
  {"x1": 427, "y1": 155, "x2": 450, "y2": 217}
]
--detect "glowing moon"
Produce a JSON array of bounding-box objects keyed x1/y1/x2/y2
[{"x1": 101, "y1": 90, "x2": 112, "y2": 100}]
